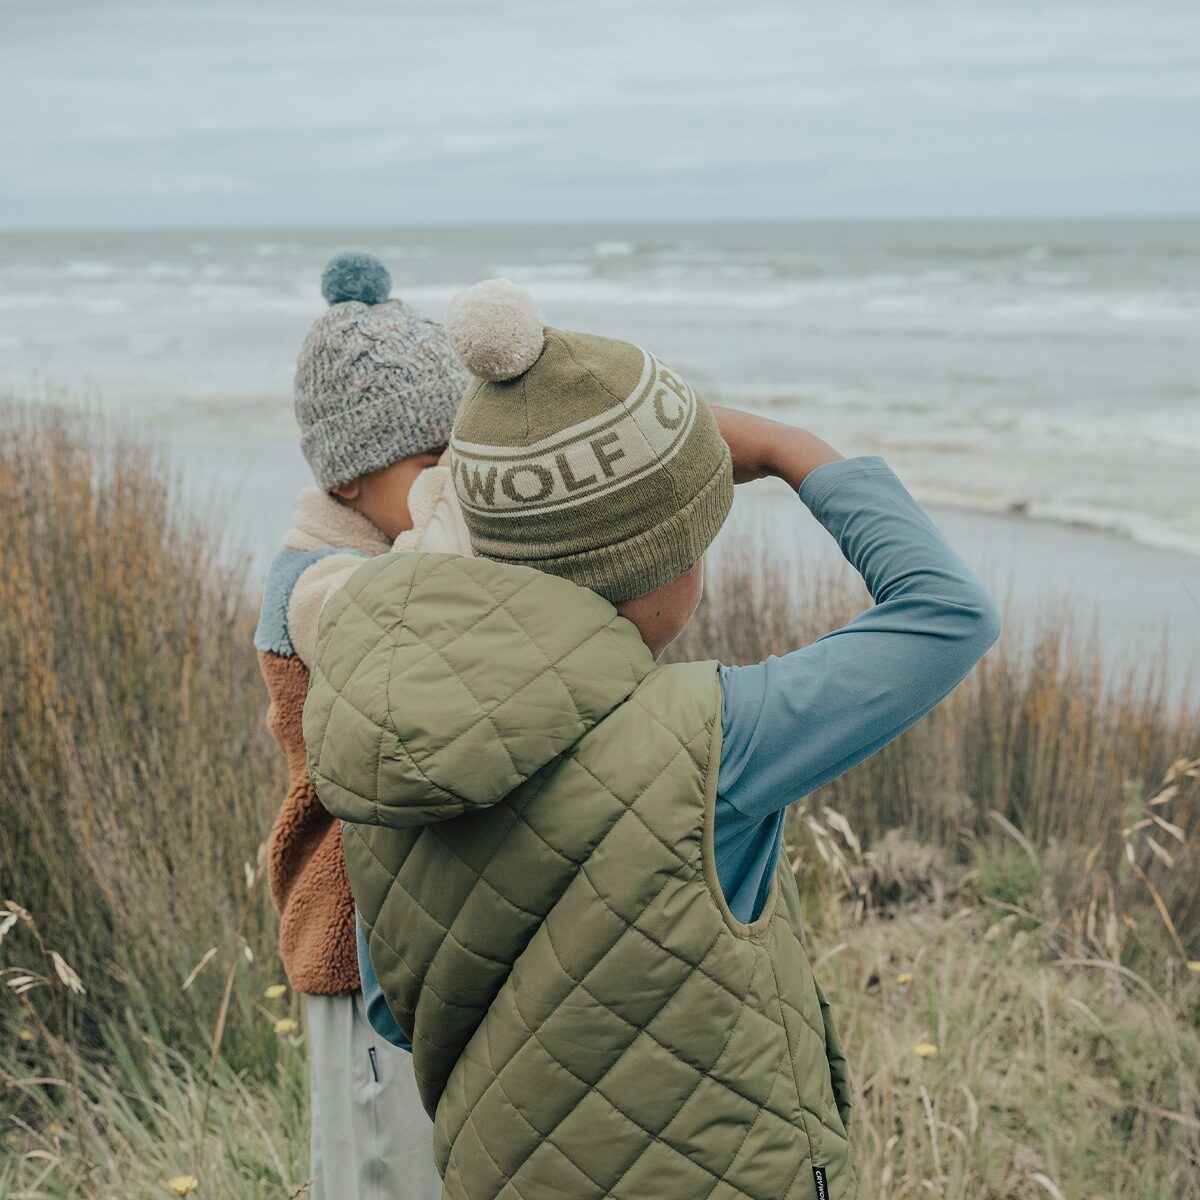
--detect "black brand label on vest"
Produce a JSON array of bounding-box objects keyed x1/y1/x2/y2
[{"x1": 813, "y1": 1165, "x2": 830, "y2": 1199}]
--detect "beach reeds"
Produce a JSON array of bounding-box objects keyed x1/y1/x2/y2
[{"x1": 2, "y1": 405, "x2": 1196, "y2": 1198}]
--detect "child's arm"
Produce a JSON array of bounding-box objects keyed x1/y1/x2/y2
[
  {"x1": 712, "y1": 406, "x2": 844, "y2": 489},
  {"x1": 711, "y1": 411, "x2": 1000, "y2": 911}
]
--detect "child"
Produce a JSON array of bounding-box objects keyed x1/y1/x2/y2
[
  {"x1": 254, "y1": 252, "x2": 469, "y2": 1200},
  {"x1": 304, "y1": 279, "x2": 1001, "y2": 1199}
]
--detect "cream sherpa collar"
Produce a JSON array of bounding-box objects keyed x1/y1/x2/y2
[{"x1": 282, "y1": 489, "x2": 393, "y2": 557}]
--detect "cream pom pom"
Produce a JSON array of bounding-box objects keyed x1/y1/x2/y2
[{"x1": 446, "y1": 279, "x2": 545, "y2": 382}]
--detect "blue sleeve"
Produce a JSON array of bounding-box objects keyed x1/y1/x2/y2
[
  {"x1": 713, "y1": 457, "x2": 1000, "y2": 920},
  {"x1": 254, "y1": 545, "x2": 368, "y2": 657},
  {"x1": 356, "y1": 914, "x2": 412, "y2": 1052}
]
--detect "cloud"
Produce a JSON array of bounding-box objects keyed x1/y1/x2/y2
[{"x1": 0, "y1": 0, "x2": 1197, "y2": 227}]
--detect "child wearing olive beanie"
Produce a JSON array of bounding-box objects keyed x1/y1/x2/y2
[{"x1": 315, "y1": 279, "x2": 999, "y2": 1200}]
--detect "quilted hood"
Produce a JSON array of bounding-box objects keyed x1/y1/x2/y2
[{"x1": 303, "y1": 552, "x2": 655, "y2": 829}]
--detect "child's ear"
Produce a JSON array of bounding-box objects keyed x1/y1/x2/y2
[{"x1": 330, "y1": 480, "x2": 361, "y2": 502}]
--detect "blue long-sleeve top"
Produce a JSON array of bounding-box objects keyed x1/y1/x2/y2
[{"x1": 359, "y1": 456, "x2": 1000, "y2": 1048}]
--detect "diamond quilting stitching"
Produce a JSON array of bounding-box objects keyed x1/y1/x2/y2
[
  {"x1": 777, "y1": 992, "x2": 844, "y2": 1063},
  {"x1": 470, "y1": 959, "x2": 645, "y2": 1187},
  {"x1": 694, "y1": 1055, "x2": 790, "y2": 1200},
  {"x1": 763, "y1": 952, "x2": 855, "y2": 1165},
  {"x1": 326, "y1": 559, "x2": 846, "y2": 1199},
  {"x1": 431, "y1": 832, "x2": 548, "y2": 924},
  {"x1": 568, "y1": 722, "x2": 709, "y2": 866},
  {"x1": 318, "y1": 562, "x2": 603, "y2": 800},
  {"x1": 349, "y1": 830, "x2": 510, "y2": 1032},
  {"x1": 315, "y1": 556, "x2": 653, "y2": 818},
  {"x1": 387, "y1": 623, "x2": 626, "y2": 802},
  {"x1": 479, "y1": 596, "x2": 587, "y2": 730},
  {"x1": 451, "y1": 857, "x2": 803, "y2": 1200},
  {"x1": 574, "y1": 873, "x2": 794, "y2": 1122},
  {"x1": 498, "y1": 923, "x2": 736, "y2": 1196}
]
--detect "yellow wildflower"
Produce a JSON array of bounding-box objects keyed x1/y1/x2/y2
[
  {"x1": 1187, "y1": 961, "x2": 1200, "y2": 974},
  {"x1": 913, "y1": 1042, "x2": 939, "y2": 1058},
  {"x1": 167, "y1": 1176, "x2": 199, "y2": 1196},
  {"x1": 263, "y1": 984, "x2": 287, "y2": 1000},
  {"x1": 18, "y1": 1029, "x2": 34, "y2": 1042},
  {"x1": 274, "y1": 1017, "x2": 300, "y2": 1035},
  {"x1": 896, "y1": 972, "x2": 913, "y2": 985}
]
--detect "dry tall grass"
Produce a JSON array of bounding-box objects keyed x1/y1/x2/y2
[
  {"x1": 2, "y1": 406, "x2": 1197, "y2": 1197},
  {"x1": 0, "y1": 405, "x2": 284, "y2": 1069},
  {"x1": 823, "y1": 906, "x2": 1199, "y2": 1198}
]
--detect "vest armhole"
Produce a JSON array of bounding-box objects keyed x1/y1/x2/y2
[{"x1": 699, "y1": 670, "x2": 781, "y2": 941}]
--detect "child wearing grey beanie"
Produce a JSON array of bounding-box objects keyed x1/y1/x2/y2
[
  {"x1": 295, "y1": 251, "x2": 467, "y2": 493},
  {"x1": 255, "y1": 251, "x2": 470, "y2": 1200}
]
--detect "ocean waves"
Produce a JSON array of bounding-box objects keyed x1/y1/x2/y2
[{"x1": 0, "y1": 218, "x2": 1196, "y2": 559}]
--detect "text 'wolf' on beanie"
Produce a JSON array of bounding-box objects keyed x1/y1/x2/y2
[
  {"x1": 445, "y1": 279, "x2": 733, "y2": 604},
  {"x1": 294, "y1": 251, "x2": 468, "y2": 491}
]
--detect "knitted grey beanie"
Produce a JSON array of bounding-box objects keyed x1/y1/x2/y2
[{"x1": 295, "y1": 251, "x2": 469, "y2": 490}]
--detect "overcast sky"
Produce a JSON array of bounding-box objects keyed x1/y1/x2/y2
[{"x1": 2, "y1": 0, "x2": 1198, "y2": 230}]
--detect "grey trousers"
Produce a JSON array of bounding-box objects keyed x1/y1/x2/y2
[{"x1": 306, "y1": 992, "x2": 442, "y2": 1200}]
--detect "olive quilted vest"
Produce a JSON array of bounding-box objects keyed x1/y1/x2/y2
[{"x1": 304, "y1": 553, "x2": 856, "y2": 1200}]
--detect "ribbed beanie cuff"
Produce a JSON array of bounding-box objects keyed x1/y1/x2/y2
[
  {"x1": 301, "y1": 393, "x2": 455, "y2": 491},
  {"x1": 480, "y1": 445, "x2": 733, "y2": 603}
]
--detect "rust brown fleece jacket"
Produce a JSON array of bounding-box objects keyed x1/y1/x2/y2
[{"x1": 260, "y1": 649, "x2": 360, "y2": 993}]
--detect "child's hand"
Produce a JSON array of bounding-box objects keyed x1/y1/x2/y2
[{"x1": 711, "y1": 406, "x2": 843, "y2": 491}]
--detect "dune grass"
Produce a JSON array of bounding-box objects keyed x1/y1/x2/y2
[
  {"x1": 2, "y1": 986, "x2": 310, "y2": 1199},
  {"x1": 0, "y1": 405, "x2": 284, "y2": 1076},
  {"x1": 1, "y1": 405, "x2": 1197, "y2": 1197},
  {"x1": 823, "y1": 906, "x2": 1199, "y2": 1199}
]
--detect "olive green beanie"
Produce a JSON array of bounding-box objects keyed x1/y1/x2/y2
[{"x1": 445, "y1": 278, "x2": 733, "y2": 603}]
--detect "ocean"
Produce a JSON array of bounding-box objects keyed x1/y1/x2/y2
[
  {"x1": 2, "y1": 219, "x2": 1196, "y2": 557},
  {"x1": 1, "y1": 219, "x2": 1197, "y2": 692}
]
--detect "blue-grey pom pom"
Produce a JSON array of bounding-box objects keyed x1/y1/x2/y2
[{"x1": 320, "y1": 251, "x2": 392, "y2": 306}]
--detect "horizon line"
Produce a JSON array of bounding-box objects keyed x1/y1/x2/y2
[{"x1": 3, "y1": 211, "x2": 1199, "y2": 238}]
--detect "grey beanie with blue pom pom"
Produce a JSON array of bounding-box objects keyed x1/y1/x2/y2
[{"x1": 294, "y1": 250, "x2": 468, "y2": 490}]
